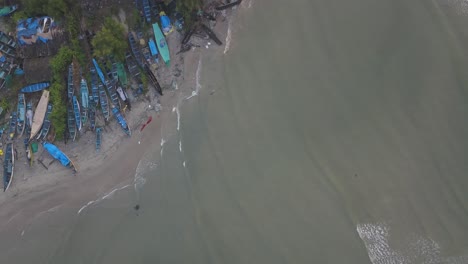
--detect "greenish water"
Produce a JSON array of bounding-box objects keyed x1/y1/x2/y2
[{"x1": 4, "y1": 0, "x2": 468, "y2": 262}]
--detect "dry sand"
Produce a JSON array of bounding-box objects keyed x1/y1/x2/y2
[{"x1": 0, "y1": 9, "x2": 232, "y2": 234}]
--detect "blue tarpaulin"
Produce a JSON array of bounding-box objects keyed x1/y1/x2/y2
[
  {"x1": 43, "y1": 142, "x2": 71, "y2": 167},
  {"x1": 14, "y1": 68, "x2": 24, "y2": 75},
  {"x1": 0, "y1": 56, "x2": 5, "y2": 63},
  {"x1": 161, "y1": 15, "x2": 171, "y2": 31},
  {"x1": 148, "y1": 39, "x2": 158, "y2": 56}
]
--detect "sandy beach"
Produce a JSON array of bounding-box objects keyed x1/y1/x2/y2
[{"x1": 0, "y1": 5, "x2": 232, "y2": 235}]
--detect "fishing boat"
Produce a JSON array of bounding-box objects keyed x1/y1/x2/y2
[
  {"x1": 26, "y1": 101, "x2": 33, "y2": 137},
  {"x1": 67, "y1": 64, "x2": 74, "y2": 100},
  {"x1": 30, "y1": 90, "x2": 50, "y2": 139},
  {"x1": 125, "y1": 51, "x2": 140, "y2": 79},
  {"x1": 92, "y1": 58, "x2": 106, "y2": 85},
  {"x1": 160, "y1": 11, "x2": 174, "y2": 36},
  {"x1": 142, "y1": 0, "x2": 151, "y2": 23},
  {"x1": 67, "y1": 102, "x2": 76, "y2": 141},
  {"x1": 8, "y1": 112, "x2": 16, "y2": 139},
  {"x1": 99, "y1": 83, "x2": 110, "y2": 120},
  {"x1": 152, "y1": 23, "x2": 170, "y2": 65},
  {"x1": 116, "y1": 62, "x2": 128, "y2": 87},
  {"x1": 106, "y1": 80, "x2": 121, "y2": 110},
  {"x1": 38, "y1": 103, "x2": 52, "y2": 140},
  {"x1": 112, "y1": 107, "x2": 131, "y2": 136},
  {"x1": 3, "y1": 143, "x2": 14, "y2": 192},
  {"x1": 90, "y1": 68, "x2": 100, "y2": 106},
  {"x1": 42, "y1": 142, "x2": 76, "y2": 172},
  {"x1": 0, "y1": 5, "x2": 18, "y2": 17},
  {"x1": 128, "y1": 33, "x2": 145, "y2": 68},
  {"x1": 148, "y1": 39, "x2": 159, "y2": 64},
  {"x1": 17, "y1": 93, "x2": 25, "y2": 136},
  {"x1": 96, "y1": 127, "x2": 102, "y2": 152},
  {"x1": 88, "y1": 98, "x2": 96, "y2": 131},
  {"x1": 72, "y1": 96, "x2": 81, "y2": 131},
  {"x1": 20, "y1": 82, "x2": 50, "y2": 93},
  {"x1": 0, "y1": 31, "x2": 16, "y2": 48},
  {"x1": 80, "y1": 79, "x2": 89, "y2": 125}
]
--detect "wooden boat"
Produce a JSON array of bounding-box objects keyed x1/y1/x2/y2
[
  {"x1": 80, "y1": 79, "x2": 89, "y2": 125},
  {"x1": 42, "y1": 142, "x2": 76, "y2": 172},
  {"x1": 26, "y1": 101, "x2": 33, "y2": 137},
  {"x1": 215, "y1": 0, "x2": 242, "y2": 10},
  {"x1": 38, "y1": 103, "x2": 52, "y2": 140},
  {"x1": 20, "y1": 82, "x2": 50, "y2": 93},
  {"x1": 8, "y1": 112, "x2": 16, "y2": 139},
  {"x1": 92, "y1": 58, "x2": 106, "y2": 85},
  {"x1": 152, "y1": 23, "x2": 170, "y2": 65},
  {"x1": 98, "y1": 83, "x2": 110, "y2": 120},
  {"x1": 106, "y1": 79, "x2": 121, "y2": 110},
  {"x1": 67, "y1": 102, "x2": 76, "y2": 141},
  {"x1": 30, "y1": 90, "x2": 50, "y2": 139},
  {"x1": 144, "y1": 64, "x2": 163, "y2": 96},
  {"x1": 142, "y1": 0, "x2": 151, "y2": 23},
  {"x1": 125, "y1": 51, "x2": 140, "y2": 79},
  {"x1": 116, "y1": 62, "x2": 128, "y2": 87},
  {"x1": 112, "y1": 107, "x2": 131, "y2": 136},
  {"x1": 72, "y1": 96, "x2": 82, "y2": 131},
  {"x1": 3, "y1": 143, "x2": 14, "y2": 192},
  {"x1": 0, "y1": 5, "x2": 18, "y2": 17},
  {"x1": 16, "y1": 93, "x2": 25, "y2": 136},
  {"x1": 96, "y1": 127, "x2": 102, "y2": 152},
  {"x1": 67, "y1": 64, "x2": 74, "y2": 100},
  {"x1": 88, "y1": 98, "x2": 96, "y2": 131},
  {"x1": 0, "y1": 31, "x2": 16, "y2": 48},
  {"x1": 128, "y1": 33, "x2": 145, "y2": 68},
  {"x1": 90, "y1": 68, "x2": 100, "y2": 106}
]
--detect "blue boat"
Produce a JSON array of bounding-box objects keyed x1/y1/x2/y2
[
  {"x1": 80, "y1": 79, "x2": 89, "y2": 125},
  {"x1": 99, "y1": 83, "x2": 110, "y2": 120},
  {"x1": 72, "y1": 96, "x2": 81, "y2": 131},
  {"x1": 148, "y1": 39, "x2": 159, "y2": 60},
  {"x1": 25, "y1": 100, "x2": 33, "y2": 137},
  {"x1": 42, "y1": 142, "x2": 76, "y2": 171},
  {"x1": 0, "y1": 5, "x2": 18, "y2": 17},
  {"x1": 67, "y1": 102, "x2": 76, "y2": 141},
  {"x1": 8, "y1": 112, "x2": 16, "y2": 139},
  {"x1": 20, "y1": 82, "x2": 50, "y2": 93},
  {"x1": 152, "y1": 23, "x2": 170, "y2": 65},
  {"x1": 88, "y1": 97, "x2": 96, "y2": 131},
  {"x1": 67, "y1": 64, "x2": 74, "y2": 100},
  {"x1": 90, "y1": 68, "x2": 100, "y2": 106},
  {"x1": 128, "y1": 32, "x2": 145, "y2": 68},
  {"x1": 38, "y1": 103, "x2": 52, "y2": 140},
  {"x1": 3, "y1": 143, "x2": 14, "y2": 192},
  {"x1": 96, "y1": 127, "x2": 102, "y2": 152},
  {"x1": 92, "y1": 58, "x2": 106, "y2": 85},
  {"x1": 106, "y1": 79, "x2": 121, "y2": 110},
  {"x1": 17, "y1": 93, "x2": 25, "y2": 136},
  {"x1": 142, "y1": 0, "x2": 151, "y2": 23},
  {"x1": 112, "y1": 107, "x2": 131, "y2": 136}
]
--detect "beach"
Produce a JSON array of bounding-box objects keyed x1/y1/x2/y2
[{"x1": 0, "y1": 4, "x2": 231, "y2": 237}]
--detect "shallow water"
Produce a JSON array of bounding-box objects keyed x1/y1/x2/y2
[{"x1": 4, "y1": 0, "x2": 468, "y2": 262}]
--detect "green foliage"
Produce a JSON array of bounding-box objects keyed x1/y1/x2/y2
[
  {"x1": 0, "y1": 98, "x2": 10, "y2": 112},
  {"x1": 11, "y1": 10, "x2": 27, "y2": 22},
  {"x1": 177, "y1": 0, "x2": 201, "y2": 27},
  {"x1": 49, "y1": 46, "x2": 75, "y2": 140},
  {"x1": 92, "y1": 18, "x2": 128, "y2": 62},
  {"x1": 18, "y1": 0, "x2": 74, "y2": 18}
]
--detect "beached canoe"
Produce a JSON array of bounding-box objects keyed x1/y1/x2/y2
[
  {"x1": 38, "y1": 103, "x2": 52, "y2": 140},
  {"x1": 26, "y1": 101, "x2": 33, "y2": 137},
  {"x1": 116, "y1": 62, "x2": 128, "y2": 87},
  {"x1": 0, "y1": 5, "x2": 18, "y2": 17},
  {"x1": 72, "y1": 96, "x2": 81, "y2": 131},
  {"x1": 17, "y1": 93, "x2": 25, "y2": 136},
  {"x1": 90, "y1": 68, "x2": 100, "y2": 106},
  {"x1": 80, "y1": 79, "x2": 89, "y2": 125},
  {"x1": 112, "y1": 107, "x2": 131, "y2": 136},
  {"x1": 67, "y1": 64, "x2": 74, "y2": 100},
  {"x1": 30, "y1": 90, "x2": 50, "y2": 139},
  {"x1": 3, "y1": 143, "x2": 14, "y2": 191},
  {"x1": 106, "y1": 79, "x2": 121, "y2": 110},
  {"x1": 142, "y1": 0, "x2": 151, "y2": 23},
  {"x1": 99, "y1": 83, "x2": 110, "y2": 120},
  {"x1": 42, "y1": 142, "x2": 76, "y2": 172},
  {"x1": 20, "y1": 82, "x2": 50, "y2": 93},
  {"x1": 128, "y1": 32, "x2": 145, "y2": 68},
  {"x1": 92, "y1": 58, "x2": 106, "y2": 85},
  {"x1": 96, "y1": 127, "x2": 102, "y2": 152},
  {"x1": 89, "y1": 99, "x2": 96, "y2": 131},
  {"x1": 152, "y1": 23, "x2": 170, "y2": 65},
  {"x1": 8, "y1": 112, "x2": 16, "y2": 139},
  {"x1": 67, "y1": 102, "x2": 76, "y2": 141}
]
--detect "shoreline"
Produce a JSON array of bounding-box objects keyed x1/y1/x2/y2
[{"x1": 0, "y1": 6, "x2": 234, "y2": 234}]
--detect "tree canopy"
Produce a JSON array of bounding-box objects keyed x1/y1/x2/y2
[
  {"x1": 177, "y1": 0, "x2": 202, "y2": 26},
  {"x1": 92, "y1": 18, "x2": 128, "y2": 62},
  {"x1": 16, "y1": 0, "x2": 73, "y2": 19}
]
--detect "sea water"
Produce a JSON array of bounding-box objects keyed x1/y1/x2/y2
[{"x1": 4, "y1": 0, "x2": 468, "y2": 262}]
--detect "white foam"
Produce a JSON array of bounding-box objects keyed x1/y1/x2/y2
[
  {"x1": 356, "y1": 222, "x2": 466, "y2": 264},
  {"x1": 172, "y1": 105, "x2": 181, "y2": 130},
  {"x1": 179, "y1": 140, "x2": 182, "y2": 152},
  {"x1": 21, "y1": 230, "x2": 24, "y2": 236},
  {"x1": 77, "y1": 185, "x2": 131, "y2": 215},
  {"x1": 224, "y1": 18, "x2": 233, "y2": 54},
  {"x1": 185, "y1": 59, "x2": 202, "y2": 100},
  {"x1": 183, "y1": 161, "x2": 186, "y2": 167}
]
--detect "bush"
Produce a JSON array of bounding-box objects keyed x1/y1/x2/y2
[
  {"x1": 177, "y1": 0, "x2": 201, "y2": 27},
  {"x1": 92, "y1": 17, "x2": 128, "y2": 62}
]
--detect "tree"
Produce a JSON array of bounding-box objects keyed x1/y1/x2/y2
[
  {"x1": 177, "y1": 0, "x2": 202, "y2": 27},
  {"x1": 92, "y1": 18, "x2": 128, "y2": 62}
]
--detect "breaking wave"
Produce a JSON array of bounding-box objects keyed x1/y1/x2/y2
[{"x1": 77, "y1": 184, "x2": 131, "y2": 215}]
